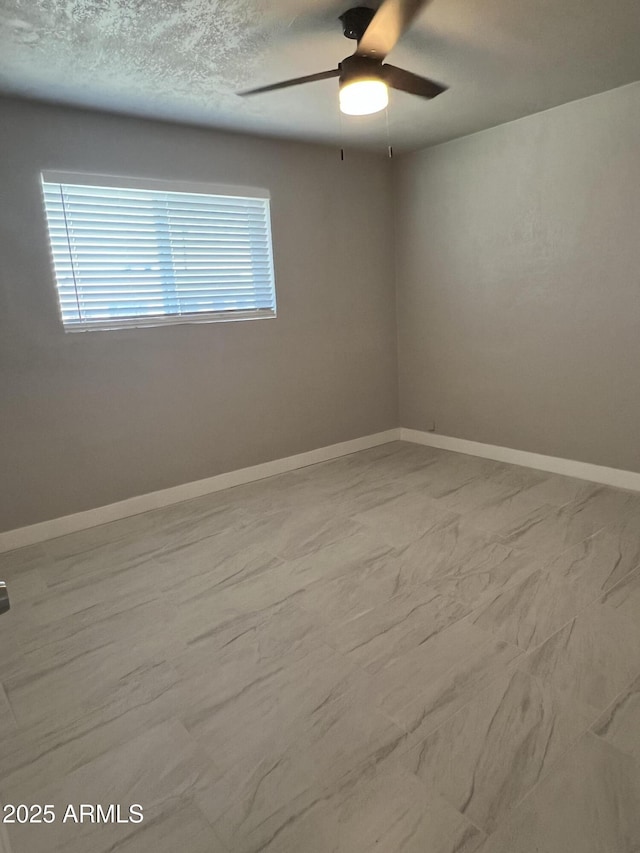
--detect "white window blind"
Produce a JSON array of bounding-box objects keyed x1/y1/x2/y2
[{"x1": 40, "y1": 172, "x2": 277, "y2": 331}]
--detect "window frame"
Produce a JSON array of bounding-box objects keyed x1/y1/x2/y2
[{"x1": 40, "y1": 171, "x2": 278, "y2": 333}]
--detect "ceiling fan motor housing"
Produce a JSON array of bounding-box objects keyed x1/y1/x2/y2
[
  {"x1": 339, "y1": 53, "x2": 383, "y2": 85},
  {"x1": 339, "y1": 6, "x2": 377, "y2": 41}
]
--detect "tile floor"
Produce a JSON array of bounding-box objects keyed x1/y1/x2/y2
[{"x1": 0, "y1": 441, "x2": 639, "y2": 852}]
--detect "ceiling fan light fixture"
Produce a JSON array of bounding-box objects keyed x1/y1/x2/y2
[
  {"x1": 339, "y1": 79, "x2": 388, "y2": 116},
  {"x1": 239, "y1": 1, "x2": 448, "y2": 122}
]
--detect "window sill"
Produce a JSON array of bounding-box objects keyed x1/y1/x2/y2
[{"x1": 62, "y1": 309, "x2": 277, "y2": 333}]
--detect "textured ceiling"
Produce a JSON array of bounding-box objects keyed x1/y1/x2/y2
[{"x1": 1, "y1": 0, "x2": 640, "y2": 151}]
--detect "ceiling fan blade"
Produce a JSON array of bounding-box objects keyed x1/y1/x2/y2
[
  {"x1": 381, "y1": 64, "x2": 447, "y2": 99},
  {"x1": 238, "y1": 68, "x2": 340, "y2": 96},
  {"x1": 357, "y1": 0, "x2": 431, "y2": 59}
]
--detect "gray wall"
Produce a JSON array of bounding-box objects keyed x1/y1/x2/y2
[
  {"x1": 0, "y1": 98, "x2": 397, "y2": 531},
  {"x1": 395, "y1": 82, "x2": 640, "y2": 473}
]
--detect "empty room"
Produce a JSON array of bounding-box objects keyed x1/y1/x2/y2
[{"x1": 1, "y1": 0, "x2": 639, "y2": 851}]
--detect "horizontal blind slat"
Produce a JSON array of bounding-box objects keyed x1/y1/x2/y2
[
  {"x1": 46, "y1": 234, "x2": 270, "y2": 245},
  {"x1": 46, "y1": 223, "x2": 270, "y2": 235},
  {"x1": 46, "y1": 212, "x2": 269, "y2": 225},
  {"x1": 42, "y1": 177, "x2": 276, "y2": 329}
]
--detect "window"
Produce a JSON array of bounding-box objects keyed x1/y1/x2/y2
[{"x1": 41, "y1": 172, "x2": 277, "y2": 331}]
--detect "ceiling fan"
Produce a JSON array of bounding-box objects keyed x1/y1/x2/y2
[{"x1": 239, "y1": 0, "x2": 447, "y2": 116}]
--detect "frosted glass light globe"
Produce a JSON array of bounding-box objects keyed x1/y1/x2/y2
[{"x1": 339, "y1": 80, "x2": 389, "y2": 116}]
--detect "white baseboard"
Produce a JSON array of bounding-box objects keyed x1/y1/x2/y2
[
  {"x1": 0, "y1": 429, "x2": 401, "y2": 553},
  {"x1": 6, "y1": 425, "x2": 637, "y2": 554},
  {"x1": 401, "y1": 428, "x2": 640, "y2": 493}
]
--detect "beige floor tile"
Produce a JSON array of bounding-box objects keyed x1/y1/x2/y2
[
  {"x1": 4, "y1": 630, "x2": 177, "y2": 731},
  {"x1": 0, "y1": 682, "x2": 16, "y2": 735},
  {"x1": 461, "y1": 479, "x2": 595, "y2": 535},
  {"x1": 221, "y1": 470, "x2": 330, "y2": 516},
  {"x1": 354, "y1": 491, "x2": 460, "y2": 547},
  {"x1": 326, "y1": 588, "x2": 473, "y2": 673},
  {"x1": 1, "y1": 588, "x2": 178, "y2": 686},
  {"x1": 475, "y1": 734, "x2": 640, "y2": 853},
  {"x1": 500, "y1": 472, "x2": 598, "y2": 507},
  {"x1": 195, "y1": 683, "x2": 408, "y2": 851},
  {"x1": 274, "y1": 530, "x2": 396, "y2": 588},
  {"x1": 303, "y1": 451, "x2": 423, "y2": 515},
  {"x1": 423, "y1": 474, "x2": 535, "y2": 516},
  {"x1": 235, "y1": 765, "x2": 485, "y2": 853},
  {"x1": 379, "y1": 519, "x2": 539, "y2": 602},
  {"x1": 569, "y1": 485, "x2": 640, "y2": 528},
  {"x1": 0, "y1": 543, "x2": 50, "y2": 578},
  {"x1": 493, "y1": 501, "x2": 606, "y2": 556},
  {"x1": 166, "y1": 538, "x2": 396, "y2": 645},
  {"x1": 96, "y1": 801, "x2": 229, "y2": 853},
  {"x1": 0, "y1": 567, "x2": 46, "y2": 607},
  {"x1": 471, "y1": 567, "x2": 590, "y2": 650},
  {"x1": 172, "y1": 599, "x2": 332, "y2": 713},
  {"x1": 44, "y1": 503, "x2": 247, "y2": 590},
  {"x1": 591, "y1": 672, "x2": 640, "y2": 763},
  {"x1": 520, "y1": 596, "x2": 640, "y2": 711},
  {"x1": 389, "y1": 645, "x2": 522, "y2": 737},
  {"x1": 2, "y1": 719, "x2": 219, "y2": 853},
  {"x1": 600, "y1": 564, "x2": 640, "y2": 616},
  {"x1": 238, "y1": 504, "x2": 365, "y2": 561},
  {"x1": 553, "y1": 526, "x2": 640, "y2": 590},
  {"x1": 291, "y1": 542, "x2": 405, "y2": 624},
  {"x1": 366, "y1": 620, "x2": 506, "y2": 717},
  {"x1": 18, "y1": 558, "x2": 170, "y2": 629},
  {"x1": 155, "y1": 531, "x2": 285, "y2": 592},
  {"x1": 181, "y1": 646, "x2": 378, "y2": 776},
  {"x1": 402, "y1": 452, "x2": 505, "y2": 496},
  {"x1": 401, "y1": 669, "x2": 597, "y2": 833},
  {"x1": 468, "y1": 532, "x2": 638, "y2": 650},
  {"x1": 0, "y1": 659, "x2": 184, "y2": 793}
]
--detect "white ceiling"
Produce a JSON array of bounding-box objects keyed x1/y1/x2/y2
[{"x1": 2, "y1": 0, "x2": 640, "y2": 152}]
